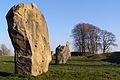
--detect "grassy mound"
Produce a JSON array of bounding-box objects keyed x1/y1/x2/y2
[
  {"x1": 103, "y1": 52, "x2": 120, "y2": 64},
  {"x1": 87, "y1": 53, "x2": 111, "y2": 60},
  {"x1": 0, "y1": 56, "x2": 120, "y2": 80}
]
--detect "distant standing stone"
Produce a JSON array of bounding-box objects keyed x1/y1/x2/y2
[
  {"x1": 55, "y1": 42, "x2": 71, "y2": 64},
  {"x1": 51, "y1": 51, "x2": 54, "y2": 56},
  {"x1": 6, "y1": 3, "x2": 51, "y2": 76}
]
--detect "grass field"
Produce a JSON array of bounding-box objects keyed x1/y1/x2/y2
[{"x1": 0, "y1": 56, "x2": 120, "y2": 80}]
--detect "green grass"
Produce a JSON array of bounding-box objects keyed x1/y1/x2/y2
[
  {"x1": 88, "y1": 53, "x2": 111, "y2": 60},
  {"x1": 0, "y1": 56, "x2": 120, "y2": 80},
  {"x1": 0, "y1": 56, "x2": 14, "y2": 73}
]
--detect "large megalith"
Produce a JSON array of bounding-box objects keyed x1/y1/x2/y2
[
  {"x1": 6, "y1": 3, "x2": 51, "y2": 76},
  {"x1": 55, "y1": 42, "x2": 71, "y2": 64}
]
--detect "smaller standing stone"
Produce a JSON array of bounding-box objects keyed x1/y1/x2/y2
[
  {"x1": 51, "y1": 51, "x2": 54, "y2": 56},
  {"x1": 55, "y1": 42, "x2": 71, "y2": 64}
]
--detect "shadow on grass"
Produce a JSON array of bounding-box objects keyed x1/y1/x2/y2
[
  {"x1": 51, "y1": 58, "x2": 101, "y2": 63},
  {"x1": 66, "y1": 64, "x2": 120, "y2": 68},
  {"x1": 50, "y1": 59, "x2": 120, "y2": 68},
  {"x1": 50, "y1": 63, "x2": 120, "y2": 68},
  {"x1": 0, "y1": 72, "x2": 12, "y2": 77},
  {"x1": 102, "y1": 59, "x2": 120, "y2": 64},
  {"x1": 70, "y1": 59, "x2": 101, "y2": 62},
  {"x1": 2, "y1": 61, "x2": 14, "y2": 63},
  {"x1": 102, "y1": 52, "x2": 120, "y2": 64}
]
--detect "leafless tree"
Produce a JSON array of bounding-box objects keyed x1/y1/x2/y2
[
  {"x1": 72, "y1": 23, "x2": 101, "y2": 55},
  {"x1": 72, "y1": 23, "x2": 87, "y2": 54},
  {"x1": 72, "y1": 23, "x2": 117, "y2": 55},
  {"x1": 87, "y1": 25, "x2": 101, "y2": 54},
  {"x1": 0, "y1": 44, "x2": 11, "y2": 56},
  {"x1": 100, "y1": 30, "x2": 117, "y2": 53}
]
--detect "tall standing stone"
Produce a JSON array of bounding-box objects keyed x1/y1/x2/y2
[
  {"x1": 6, "y1": 3, "x2": 51, "y2": 76},
  {"x1": 55, "y1": 42, "x2": 71, "y2": 64}
]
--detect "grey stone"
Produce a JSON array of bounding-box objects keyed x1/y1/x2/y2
[{"x1": 55, "y1": 42, "x2": 71, "y2": 64}]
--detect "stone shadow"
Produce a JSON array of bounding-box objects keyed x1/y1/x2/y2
[
  {"x1": 2, "y1": 61, "x2": 14, "y2": 63},
  {"x1": 0, "y1": 72, "x2": 12, "y2": 77},
  {"x1": 64, "y1": 64, "x2": 120, "y2": 68},
  {"x1": 70, "y1": 59, "x2": 101, "y2": 62},
  {"x1": 50, "y1": 58, "x2": 120, "y2": 68}
]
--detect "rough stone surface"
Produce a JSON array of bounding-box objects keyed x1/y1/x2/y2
[
  {"x1": 6, "y1": 3, "x2": 51, "y2": 76},
  {"x1": 55, "y1": 42, "x2": 71, "y2": 64}
]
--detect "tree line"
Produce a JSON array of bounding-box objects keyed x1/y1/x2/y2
[
  {"x1": 72, "y1": 23, "x2": 117, "y2": 55},
  {"x1": 0, "y1": 44, "x2": 11, "y2": 56}
]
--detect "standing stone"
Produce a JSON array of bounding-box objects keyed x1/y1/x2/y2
[
  {"x1": 6, "y1": 3, "x2": 51, "y2": 76},
  {"x1": 55, "y1": 45, "x2": 61, "y2": 64},
  {"x1": 51, "y1": 51, "x2": 54, "y2": 56},
  {"x1": 55, "y1": 42, "x2": 71, "y2": 64}
]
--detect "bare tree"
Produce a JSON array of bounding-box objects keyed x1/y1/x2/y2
[
  {"x1": 72, "y1": 23, "x2": 101, "y2": 55},
  {"x1": 0, "y1": 44, "x2": 11, "y2": 56},
  {"x1": 72, "y1": 23, "x2": 117, "y2": 55},
  {"x1": 100, "y1": 30, "x2": 117, "y2": 53},
  {"x1": 72, "y1": 23, "x2": 88, "y2": 54},
  {"x1": 87, "y1": 26, "x2": 101, "y2": 54}
]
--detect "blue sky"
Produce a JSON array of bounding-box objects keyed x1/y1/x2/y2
[{"x1": 0, "y1": 0, "x2": 120, "y2": 54}]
